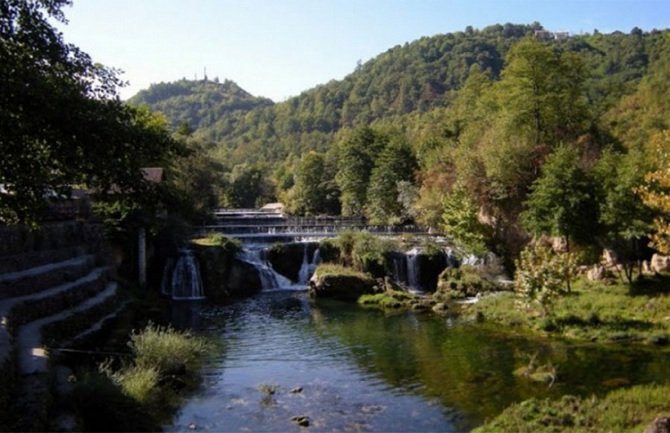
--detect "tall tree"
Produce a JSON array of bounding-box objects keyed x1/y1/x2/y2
[
  {"x1": 365, "y1": 138, "x2": 418, "y2": 224},
  {"x1": 335, "y1": 127, "x2": 387, "y2": 216},
  {"x1": 521, "y1": 145, "x2": 599, "y2": 250},
  {"x1": 498, "y1": 37, "x2": 590, "y2": 146},
  {"x1": 290, "y1": 151, "x2": 340, "y2": 215},
  {"x1": 594, "y1": 148, "x2": 652, "y2": 283}
]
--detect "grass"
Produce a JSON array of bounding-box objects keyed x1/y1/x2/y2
[
  {"x1": 313, "y1": 263, "x2": 373, "y2": 279},
  {"x1": 191, "y1": 232, "x2": 241, "y2": 253},
  {"x1": 469, "y1": 274, "x2": 670, "y2": 344},
  {"x1": 70, "y1": 323, "x2": 211, "y2": 431},
  {"x1": 474, "y1": 383, "x2": 670, "y2": 433},
  {"x1": 129, "y1": 323, "x2": 210, "y2": 373}
]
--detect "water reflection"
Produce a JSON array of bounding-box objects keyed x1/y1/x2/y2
[{"x1": 167, "y1": 291, "x2": 670, "y2": 432}]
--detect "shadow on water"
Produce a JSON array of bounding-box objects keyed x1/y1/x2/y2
[{"x1": 166, "y1": 291, "x2": 670, "y2": 432}]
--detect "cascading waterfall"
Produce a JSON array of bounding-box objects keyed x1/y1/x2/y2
[
  {"x1": 240, "y1": 245, "x2": 293, "y2": 290},
  {"x1": 406, "y1": 247, "x2": 421, "y2": 290},
  {"x1": 298, "y1": 244, "x2": 321, "y2": 285},
  {"x1": 166, "y1": 249, "x2": 205, "y2": 300}
]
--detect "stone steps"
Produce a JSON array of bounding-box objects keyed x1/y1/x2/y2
[
  {"x1": 0, "y1": 254, "x2": 97, "y2": 300},
  {"x1": 17, "y1": 281, "x2": 120, "y2": 375}
]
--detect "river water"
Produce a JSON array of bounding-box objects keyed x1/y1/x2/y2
[{"x1": 166, "y1": 290, "x2": 670, "y2": 432}]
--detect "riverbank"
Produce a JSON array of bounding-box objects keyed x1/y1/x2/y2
[
  {"x1": 456, "y1": 274, "x2": 670, "y2": 432},
  {"x1": 473, "y1": 383, "x2": 670, "y2": 433},
  {"x1": 467, "y1": 275, "x2": 670, "y2": 345}
]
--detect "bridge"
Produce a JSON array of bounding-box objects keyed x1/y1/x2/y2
[{"x1": 199, "y1": 208, "x2": 430, "y2": 243}]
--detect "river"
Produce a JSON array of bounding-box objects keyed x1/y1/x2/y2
[{"x1": 165, "y1": 290, "x2": 670, "y2": 432}]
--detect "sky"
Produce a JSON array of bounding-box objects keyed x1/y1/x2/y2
[{"x1": 55, "y1": 0, "x2": 670, "y2": 102}]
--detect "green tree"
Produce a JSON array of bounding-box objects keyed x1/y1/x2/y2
[
  {"x1": 221, "y1": 163, "x2": 274, "y2": 208},
  {"x1": 290, "y1": 151, "x2": 340, "y2": 215},
  {"x1": 522, "y1": 146, "x2": 598, "y2": 248},
  {"x1": 335, "y1": 127, "x2": 387, "y2": 216},
  {"x1": 594, "y1": 148, "x2": 652, "y2": 283},
  {"x1": 498, "y1": 38, "x2": 589, "y2": 146},
  {"x1": 366, "y1": 139, "x2": 418, "y2": 224},
  {"x1": 515, "y1": 239, "x2": 577, "y2": 315},
  {"x1": 0, "y1": 0, "x2": 181, "y2": 224},
  {"x1": 441, "y1": 182, "x2": 491, "y2": 256},
  {"x1": 521, "y1": 146, "x2": 598, "y2": 290}
]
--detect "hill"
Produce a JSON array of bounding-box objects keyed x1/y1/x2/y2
[
  {"x1": 129, "y1": 23, "x2": 661, "y2": 166},
  {"x1": 129, "y1": 78, "x2": 273, "y2": 131}
]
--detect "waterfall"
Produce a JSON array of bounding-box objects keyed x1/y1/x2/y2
[
  {"x1": 240, "y1": 245, "x2": 293, "y2": 290},
  {"x1": 160, "y1": 257, "x2": 174, "y2": 296},
  {"x1": 406, "y1": 247, "x2": 421, "y2": 290},
  {"x1": 167, "y1": 249, "x2": 205, "y2": 300},
  {"x1": 298, "y1": 244, "x2": 320, "y2": 285}
]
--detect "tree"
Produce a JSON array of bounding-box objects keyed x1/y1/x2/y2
[
  {"x1": 638, "y1": 130, "x2": 670, "y2": 254},
  {"x1": 515, "y1": 239, "x2": 577, "y2": 315},
  {"x1": 521, "y1": 146, "x2": 598, "y2": 291},
  {"x1": 335, "y1": 127, "x2": 387, "y2": 216},
  {"x1": 441, "y1": 182, "x2": 491, "y2": 256},
  {"x1": 0, "y1": 0, "x2": 182, "y2": 224},
  {"x1": 221, "y1": 163, "x2": 274, "y2": 208},
  {"x1": 594, "y1": 148, "x2": 652, "y2": 283},
  {"x1": 498, "y1": 38, "x2": 589, "y2": 146},
  {"x1": 365, "y1": 139, "x2": 417, "y2": 224},
  {"x1": 522, "y1": 146, "x2": 598, "y2": 248},
  {"x1": 290, "y1": 151, "x2": 339, "y2": 215}
]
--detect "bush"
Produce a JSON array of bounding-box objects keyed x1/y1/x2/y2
[{"x1": 129, "y1": 323, "x2": 209, "y2": 374}]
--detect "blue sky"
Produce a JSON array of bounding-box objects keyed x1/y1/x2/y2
[{"x1": 56, "y1": 0, "x2": 670, "y2": 101}]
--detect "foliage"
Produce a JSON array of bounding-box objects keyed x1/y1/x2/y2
[
  {"x1": 288, "y1": 151, "x2": 340, "y2": 215},
  {"x1": 365, "y1": 138, "x2": 418, "y2": 224},
  {"x1": 594, "y1": 148, "x2": 653, "y2": 282},
  {"x1": 0, "y1": 1, "x2": 183, "y2": 224},
  {"x1": 128, "y1": 323, "x2": 210, "y2": 374},
  {"x1": 638, "y1": 130, "x2": 670, "y2": 254},
  {"x1": 331, "y1": 231, "x2": 398, "y2": 276},
  {"x1": 441, "y1": 182, "x2": 491, "y2": 256},
  {"x1": 515, "y1": 240, "x2": 577, "y2": 312},
  {"x1": 521, "y1": 146, "x2": 599, "y2": 248},
  {"x1": 335, "y1": 127, "x2": 387, "y2": 216}
]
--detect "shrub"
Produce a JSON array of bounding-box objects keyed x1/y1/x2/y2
[
  {"x1": 129, "y1": 323, "x2": 209, "y2": 374},
  {"x1": 515, "y1": 240, "x2": 577, "y2": 314}
]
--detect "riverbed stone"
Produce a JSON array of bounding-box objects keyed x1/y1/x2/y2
[{"x1": 290, "y1": 415, "x2": 310, "y2": 427}]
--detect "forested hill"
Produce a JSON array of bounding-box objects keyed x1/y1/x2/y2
[
  {"x1": 130, "y1": 23, "x2": 661, "y2": 165},
  {"x1": 129, "y1": 78, "x2": 273, "y2": 131}
]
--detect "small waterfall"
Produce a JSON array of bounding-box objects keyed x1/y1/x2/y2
[
  {"x1": 240, "y1": 246, "x2": 293, "y2": 290},
  {"x1": 298, "y1": 244, "x2": 321, "y2": 285},
  {"x1": 406, "y1": 247, "x2": 421, "y2": 290},
  {"x1": 160, "y1": 257, "x2": 174, "y2": 296},
  {"x1": 168, "y1": 249, "x2": 205, "y2": 300}
]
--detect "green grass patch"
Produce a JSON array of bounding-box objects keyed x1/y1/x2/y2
[
  {"x1": 469, "y1": 276, "x2": 670, "y2": 343},
  {"x1": 70, "y1": 323, "x2": 211, "y2": 431},
  {"x1": 314, "y1": 263, "x2": 372, "y2": 279},
  {"x1": 474, "y1": 383, "x2": 670, "y2": 433},
  {"x1": 192, "y1": 232, "x2": 241, "y2": 253}
]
